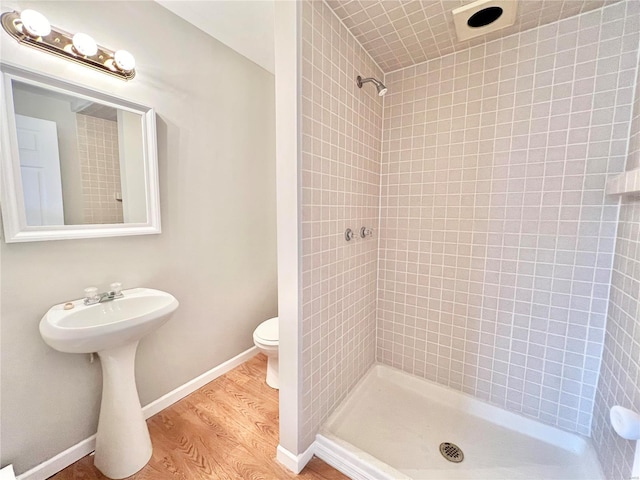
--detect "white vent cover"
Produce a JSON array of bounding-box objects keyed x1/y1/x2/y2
[{"x1": 452, "y1": 0, "x2": 518, "y2": 42}]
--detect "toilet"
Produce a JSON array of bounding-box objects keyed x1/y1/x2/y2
[{"x1": 253, "y1": 316, "x2": 279, "y2": 389}]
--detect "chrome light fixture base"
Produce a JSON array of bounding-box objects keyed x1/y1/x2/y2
[{"x1": 1, "y1": 11, "x2": 135, "y2": 81}]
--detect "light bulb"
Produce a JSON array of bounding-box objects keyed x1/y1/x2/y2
[
  {"x1": 20, "y1": 9, "x2": 51, "y2": 38},
  {"x1": 72, "y1": 33, "x2": 98, "y2": 57},
  {"x1": 113, "y1": 50, "x2": 135, "y2": 73}
]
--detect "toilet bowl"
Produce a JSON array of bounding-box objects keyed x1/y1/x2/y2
[{"x1": 253, "y1": 316, "x2": 278, "y2": 389}]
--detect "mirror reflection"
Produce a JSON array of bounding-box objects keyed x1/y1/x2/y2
[{"x1": 11, "y1": 80, "x2": 147, "y2": 226}]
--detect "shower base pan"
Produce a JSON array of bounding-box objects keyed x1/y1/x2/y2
[{"x1": 316, "y1": 364, "x2": 603, "y2": 480}]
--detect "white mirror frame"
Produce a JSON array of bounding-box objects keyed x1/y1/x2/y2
[{"x1": 0, "y1": 63, "x2": 160, "y2": 242}]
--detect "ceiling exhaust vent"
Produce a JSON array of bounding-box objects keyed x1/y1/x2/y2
[{"x1": 452, "y1": 0, "x2": 517, "y2": 42}]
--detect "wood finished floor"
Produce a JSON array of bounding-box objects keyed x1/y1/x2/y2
[{"x1": 50, "y1": 354, "x2": 348, "y2": 480}]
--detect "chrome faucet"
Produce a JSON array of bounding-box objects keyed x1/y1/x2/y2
[
  {"x1": 84, "y1": 290, "x2": 124, "y2": 306},
  {"x1": 84, "y1": 283, "x2": 124, "y2": 305}
]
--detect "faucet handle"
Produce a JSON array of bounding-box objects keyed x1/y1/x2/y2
[
  {"x1": 110, "y1": 282, "x2": 123, "y2": 297},
  {"x1": 84, "y1": 287, "x2": 98, "y2": 305}
]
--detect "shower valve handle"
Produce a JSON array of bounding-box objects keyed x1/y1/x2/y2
[{"x1": 360, "y1": 227, "x2": 373, "y2": 238}]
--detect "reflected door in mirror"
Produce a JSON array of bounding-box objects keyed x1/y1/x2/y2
[{"x1": 16, "y1": 114, "x2": 64, "y2": 225}]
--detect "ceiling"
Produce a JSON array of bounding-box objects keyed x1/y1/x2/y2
[
  {"x1": 326, "y1": 0, "x2": 623, "y2": 72},
  {"x1": 156, "y1": 0, "x2": 622, "y2": 76},
  {"x1": 156, "y1": 1, "x2": 275, "y2": 74}
]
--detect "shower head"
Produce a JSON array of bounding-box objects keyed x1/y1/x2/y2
[{"x1": 357, "y1": 75, "x2": 387, "y2": 96}]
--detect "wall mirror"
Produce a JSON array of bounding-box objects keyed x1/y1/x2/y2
[{"x1": 0, "y1": 64, "x2": 160, "y2": 242}]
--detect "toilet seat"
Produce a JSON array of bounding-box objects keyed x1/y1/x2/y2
[{"x1": 253, "y1": 317, "x2": 278, "y2": 346}]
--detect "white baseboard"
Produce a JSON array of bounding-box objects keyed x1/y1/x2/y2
[
  {"x1": 276, "y1": 443, "x2": 315, "y2": 474},
  {"x1": 142, "y1": 346, "x2": 258, "y2": 418},
  {"x1": 16, "y1": 436, "x2": 96, "y2": 480},
  {"x1": 17, "y1": 347, "x2": 258, "y2": 480},
  {"x1": 314, "y1": 434, "x2": 402, "y2": 480}
]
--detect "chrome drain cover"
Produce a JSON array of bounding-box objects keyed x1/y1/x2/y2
[{"x1": 439, "y1": 442, "x2": 464, "y2": 463}]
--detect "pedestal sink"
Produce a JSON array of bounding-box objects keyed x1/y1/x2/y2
[{"x1": 39, "y1": 288, "x2": 179, "y2": 479}]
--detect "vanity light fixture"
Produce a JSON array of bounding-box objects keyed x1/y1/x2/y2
[
  {"x1": 1, "y1": 10, "x2": 136, "y2": 80},
  {"x1": 71, "y1": 32, "x2": 98, "y2": 57},
  {"x1": 19, "y1": 9, "x2": 50, "y2": 38},
  {"x1": 113, "y1": 50, "x2": 136, "y2": 73}
]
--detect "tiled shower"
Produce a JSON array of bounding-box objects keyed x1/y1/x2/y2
[
  {"x1": 300, "y1": 0, "x2": 383, "y2": 448},
  {"x1": 299, "y1": 0, "x2": 640, "y2": 478},
  {"x1": 593, "y1": 63, "x2": 640, "y2": 478},
  {"x1": 76, "y1": 114, "x2": 124, "y2": 224},
  {"x1": 379, "y1": 2, "x2": 635, "y2": 434}
]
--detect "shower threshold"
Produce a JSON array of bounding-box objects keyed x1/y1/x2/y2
[{"x1": 316, "y1": 364, "x2": 603, "y2": 480}]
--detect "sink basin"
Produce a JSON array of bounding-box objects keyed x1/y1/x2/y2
[
  {"x1": 39, "y1": 287, "x2": 179, "y2": 479},
  {"x1": 40, "y1": 287, "x2": 179, "y2": 353}
]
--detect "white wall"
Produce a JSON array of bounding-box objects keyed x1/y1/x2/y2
[
  {"x1": 117, "y1": 109, "x2": 147, "y2": 223},
  {"x1": 156, "y1": 0, "x2": 275, "y2": 74},
  {"x1": 273, "y1": 0, "x2": 301, "y2": 462},
  {"x1": 0, "y1": 1, "x2": 277, "y2": 474}
]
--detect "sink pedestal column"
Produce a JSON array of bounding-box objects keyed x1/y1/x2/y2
[{"x1": 94, "y1": 341, "x2": 152, "y2": 479}]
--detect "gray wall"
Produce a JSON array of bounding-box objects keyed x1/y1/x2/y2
[{"x1": 0, "y1": 1, "x2": 277, "y2": 474}]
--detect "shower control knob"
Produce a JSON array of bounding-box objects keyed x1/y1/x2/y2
[
  {"x1": 345, "y1": 228, "x2": 354, "y2": 242},
  {"x1": 360, "y1": 227, "x2": 373, "y2": 238}
]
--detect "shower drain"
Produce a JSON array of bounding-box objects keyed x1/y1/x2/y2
[{"x1": 439, "y1": 442, "x2": 464, "y2": 463}]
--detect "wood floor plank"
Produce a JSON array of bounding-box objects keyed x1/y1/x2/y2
[
  {"x1": 197, "y1": 380, "x2": 279, "y2": 429},
  {"x1": 306, "y1": 458, "x2": 350, "y2": 480},
  {"x1": 49, "y1": 354, "x2": 349, "y2": 480}
]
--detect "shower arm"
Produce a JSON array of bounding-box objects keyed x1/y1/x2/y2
[
  {"x1": 356, "y1": 75, "x2": 388, "y2": 96},
  {"x1": 357, "y1": 76, "x2": 379, "y2": 88}
]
